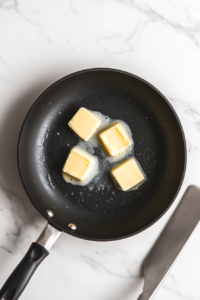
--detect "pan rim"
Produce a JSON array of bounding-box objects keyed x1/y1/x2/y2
[{"x1": 18, "y1": 68, "x2": 187, "y2": 241}]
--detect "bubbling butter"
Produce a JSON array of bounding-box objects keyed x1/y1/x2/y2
[
  {"x1": 110, "y1": 158, "x2": 145, "y2": 191},
  {"x1": 99, "y1": 122, "x2": 132, "y2": 156},
  {"x1": 63, "y1": 108, "x2": 146, "y2": 191},
  {"x1": 68, "y1": 107, "x2": 101, "y2": 141},
  {"x1": 62, "y1": 147, "x2": 97, "y2": 181},
  {"x1": 62, "y1": 155, "x2": 99, "y2": 187}
]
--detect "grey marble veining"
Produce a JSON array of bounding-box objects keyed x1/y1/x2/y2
[{"x1": 0, "y1": 0, "x2": 200, "y2": 299}]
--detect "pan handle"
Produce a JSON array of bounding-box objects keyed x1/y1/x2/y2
[
  {"x1": 0, "y1": 223, "x2": 61, "y2": 300},
  {"x1": 0, "y1": 243, "x2": 49, "y2": 300}
]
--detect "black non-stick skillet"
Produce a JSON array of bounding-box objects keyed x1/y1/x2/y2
[{"x1": 0, "y1": 68, "x2": 186, "y2": 300}]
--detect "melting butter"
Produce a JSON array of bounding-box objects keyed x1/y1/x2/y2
[
  {"x1": 68, "y1": 107, "x2": 101, "y2": 141},
  {"x1": 62, "y1": 147, "x2": 96, "y2": 181},
  {"x1": 63, "y1": 109, "x2": 146, "y2": 191},
  {"x1": 99, "y1": 122, "x2": 132, "y2": 156},
  {"x1": 111, "y1": 157, "x2": 145, "y2": 191}
]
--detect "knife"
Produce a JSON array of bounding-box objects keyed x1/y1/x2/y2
[{"x1": 138, "y1": 185, "x2": 200, "y2": 300}]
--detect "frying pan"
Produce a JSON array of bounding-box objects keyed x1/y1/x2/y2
[{"x1": 0, "y1": 68, "x2": 186, "y2": 300}]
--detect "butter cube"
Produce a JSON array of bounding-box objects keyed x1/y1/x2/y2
[
  {"x1": 62, "y1": 147, "x2": 95, "y2": 181},
  {"x1": 99, "y1": 122, "x2": 132, "y2": 156},
  {"x1": 68, "y1": 107, "x2": 100, "y2": 141},
  {"x1": 111, "y1": 158, "x2": 145, "y2": 191}
]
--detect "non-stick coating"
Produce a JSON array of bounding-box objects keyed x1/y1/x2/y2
[{"x1": 18, "y1": 69, "x2": 186, "y2": 241}]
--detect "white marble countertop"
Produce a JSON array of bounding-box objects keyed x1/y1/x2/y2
[{"x1": 0, "y1": 0, "x2": 200, "y2": 299}]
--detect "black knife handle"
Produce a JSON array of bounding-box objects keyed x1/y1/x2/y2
[{"x1": 0, "y1": 242, "x2": 49, "y2": 300}]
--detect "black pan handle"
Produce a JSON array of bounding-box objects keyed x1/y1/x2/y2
[{"x1": 0, "y1": 242, "x2": 49, "y2": 300}]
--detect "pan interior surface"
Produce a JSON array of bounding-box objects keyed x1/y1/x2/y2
[{"x1": 18, "y1": 69, "x2": 186, "y2": 240}]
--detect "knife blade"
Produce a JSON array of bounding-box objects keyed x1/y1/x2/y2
[{"x1": 138, "y1": 185, "x2": 200, "y2": 300}]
